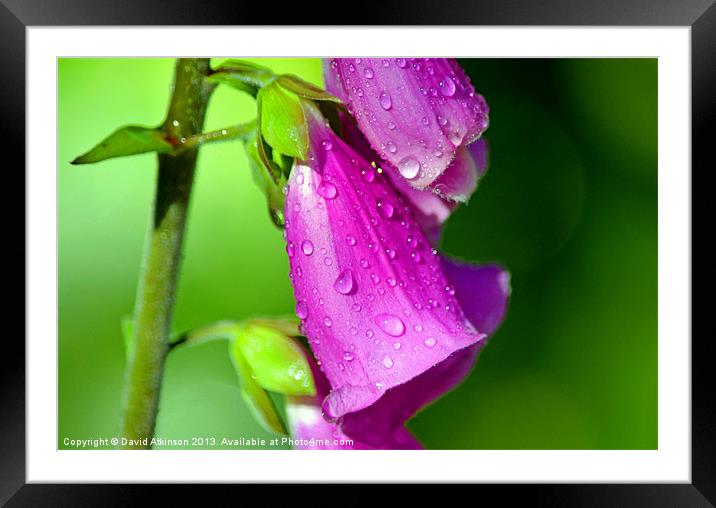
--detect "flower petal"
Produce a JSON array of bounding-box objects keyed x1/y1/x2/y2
[
  {"x1": 440, "y1": 257, "x2": 511, "y2": 335},
  {"x1": 286, "y1": 357, "x2": 422, "y2": 449},
  {"x1": 431, "y1": 138, "x2": 489, "y2": 203},
  {"x1": 336, "y1": 257, "x2": 510, "y2": 445},
  {"x1": 324, "y1": 58, "x2": 489, "y2": 190},
  {"x1": 285, "y1": 106, "x2": 485, "y2": 421}
]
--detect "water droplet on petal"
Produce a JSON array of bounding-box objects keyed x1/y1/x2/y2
[
  {"x1": 346, "y1": 234, "x2": 356, "y2": 246},
  {"x1": 344, "y1": 351, "x2": 354, "y2": 361},
  {"x1": 398, "y1": 157, "x2": 420, "y2": 179},
  {"x1": 379, "y1": 91, "x2": 392, "y2": 110},
  {"x1": 286, "y1": 242, "x2": 295, "y2": 257},
  {"x1": 323, "y1": 316, "x2": 333, "y2": 327},
  {"x1": 375, "y1": 313, "x2": 406, "y2": 337},
  {"x1": 322, "y1": 139, "x2": 333, "y2": 150},
  {"x1": 382, "y1": 356, "x2": 394, "y2": 368},
  {"x1": 318, "y1": 181, "x2": 338, "y2": 199},
  {"x1": 301, "y1": 240, "x2": 314, "y2": 255},
  {"x1": 364, "y1": 67, "x2": 374, "y2": 79},
  {"x1": 396, "y1": 58, "x2": 407, "y2": 68},
  {"x1": 376, "y1": 198, "x2": 395, "y2": 218},
  {"x1": 393, "y1": 342, "x2": 401, "y2": 350},
  {"x1": 423, "y1": 337, "x2": 437, "y2": 348},
  {"x1": 438, "y1": 77, "x2": 456, "y2": 97},
  {"x1": 334, "y1": 269, "x2": 356, "y2": 295},
  {"x1": 295, "y1": 301, "x2": 308, "y2": 319}
]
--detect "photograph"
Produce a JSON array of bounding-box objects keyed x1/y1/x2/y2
[{"x1": 57, "y1": 56, "x2": 657, "y2": 451}]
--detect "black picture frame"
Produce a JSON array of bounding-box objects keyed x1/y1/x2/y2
[{"x1": 3, "y1": 0, "x2": 712, "y2": 503}]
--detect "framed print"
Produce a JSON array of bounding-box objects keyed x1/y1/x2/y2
[{"x1": 5, "y1": 0, "x2": 713, "y2": 503}]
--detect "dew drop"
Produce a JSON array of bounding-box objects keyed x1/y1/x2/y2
[
  {"x1": 375, "y1": 313, "x2": 406, "y2": 337},
  {"x1": 318, "y1": 181, "x2": 338, "y2": 199},
  {"x1": 334, "y1": 269, "x2": 356, "y2": 295},
  {"x1": 382, "y1": 356, "x2": 394, "y2": 368},
  {"x1": 360, "y1": 258, "x2": 370, "y2": 269},
  {"x1": 323, "y1": 316, "x2": 333, "y2": 327},
  {"x1": 343, "y1": 351, "x2": 354, "y2": 361},
  {"x1": 398, "y1": 157, "x2": 420, "y2": 179},
  {"x1": 346, "y1": 234, "x2": 356, "y2": 246},
  {"x1": 301, "y1": 240, "x2": 314, "y2": 256},
  {"x1": 379, "y1": 91, "x2": 392, "y2": 110},
  {"x1": 387, "y1": 121, "x2": 396, "y2": 130},
  {"x1": 322, "y1": 139, "x2": 333, "y2": 150},
  {"x1": 423, "y1": 337, "x2": 437, "y2": 348},
  {"x1": 387, "y1": 277, "x2": 397, "y2": 287},
  {"x1": 393, "y1": 342, "x2": 401, "y2": 350},
  {"x1": 438, "y1": 77, "x2": 456, "y2": 97},
  {"x1": 396, "y1": 58, "x2": 407, "y2": 68},
  {"x1": 377, "y1": 198, "x2": 395, "y2": 218},
  {"x1": 295, "y1": 301, "x2": 308, "y2": 319},
  {"x1": 364, "y1": 67, "x2": 374, "y2": 79},
  {"x1": 286, "y1": 242, "x2": 295, "y2": 257},
  {"x1": 362, "y1": 167, "x2": 375, "y2": 182},
  {"x1": 386, "y1": 141, "x2": 397, "y2": 154},
  {"x1": 413, "y1": 324, "x2": 423, "y2": 332}
]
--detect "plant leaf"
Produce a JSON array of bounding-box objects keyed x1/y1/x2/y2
[
  {"x1": 258, "y1": 82, "x2": 308, "y2": 160},
  {"x1": 277, "y1": 74, "x2": 342, "y2": 103},
  {"x1": 208, "y1": 59, "x2": 274, "y2": 96},
  {"x1": 229, "y1": 340, "x2": 288, "y2": 435},
  {"x1": 72, "y1": 125, "x2": 172, "y2": 164},
  {"x1": 244, "y1": 130, "x2": 287, "y2": 227}
]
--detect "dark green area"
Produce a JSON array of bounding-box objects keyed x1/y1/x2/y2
[{"x1": 58, "y1": 58, "x2": 657, "y2": 450}]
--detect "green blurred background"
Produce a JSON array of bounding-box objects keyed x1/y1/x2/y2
[{"x1": 58, "y1": 58, "x2": 657, "y2": 450}]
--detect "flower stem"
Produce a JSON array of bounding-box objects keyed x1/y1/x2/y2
[{"x1": 118, "y1": 58, "x2": 215, "y2": 449}]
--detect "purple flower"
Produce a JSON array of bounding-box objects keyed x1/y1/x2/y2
[
  {"x1": 283, "y1": 104, "x2": 508, "y2": 448},
  {"x1": 286, "y1": 257, "x2": 509, "y2": 449},
  {"x1": 323, "y1": 58, "x2": 489, "y2": 192}
]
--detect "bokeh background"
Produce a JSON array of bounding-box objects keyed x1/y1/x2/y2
[{"x1": 58, "y1": 58, "x2": 657, "y2": 450}]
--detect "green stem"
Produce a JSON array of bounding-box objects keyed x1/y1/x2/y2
[
  {"x1": 118, "y1": 58, "x2": 215, "y2": 449},
  {"x1": 180, "y1": 121, "x2": 255, "y2": 150}
]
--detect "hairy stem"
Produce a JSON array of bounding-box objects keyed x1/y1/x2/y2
[{"x1": 118, "y1": 58, "x2": 215, "y2": 449}]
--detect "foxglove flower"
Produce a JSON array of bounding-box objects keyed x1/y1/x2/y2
[
  {"x1": 284, "y1": 104, "x2": 508, "y2": 445},
  {"x1": 338, "y1": 107, "x2": 489, "y2": 245},
  {"x1": 323, "y1": 58, "x2": 489, "y2": 192},
  {"x1": 286, "y1": 258, "x2": 509, "y2": 449}
]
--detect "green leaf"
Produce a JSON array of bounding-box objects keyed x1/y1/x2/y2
[
  {"x1": 258, "y1": 82, "x2": 308, "y2": 160},
  {"x1": 72, "y1": 125, "x2": 173, "y2": 164},
  {"x1": 244, "y1": 130, "x2": 288, "y2": 227},
  {"x1": 277, "y1": 74, "x2": 342, "y2": 104},
  {"x1": 208, "y1": 59, "x2": 274, "y2": 96},
  {"x1": 229, "y1": 340, "x2": 288, "y2": 436},
  {"x1": 235, "y1": 323, "x2": 315, "y2": 397}
]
